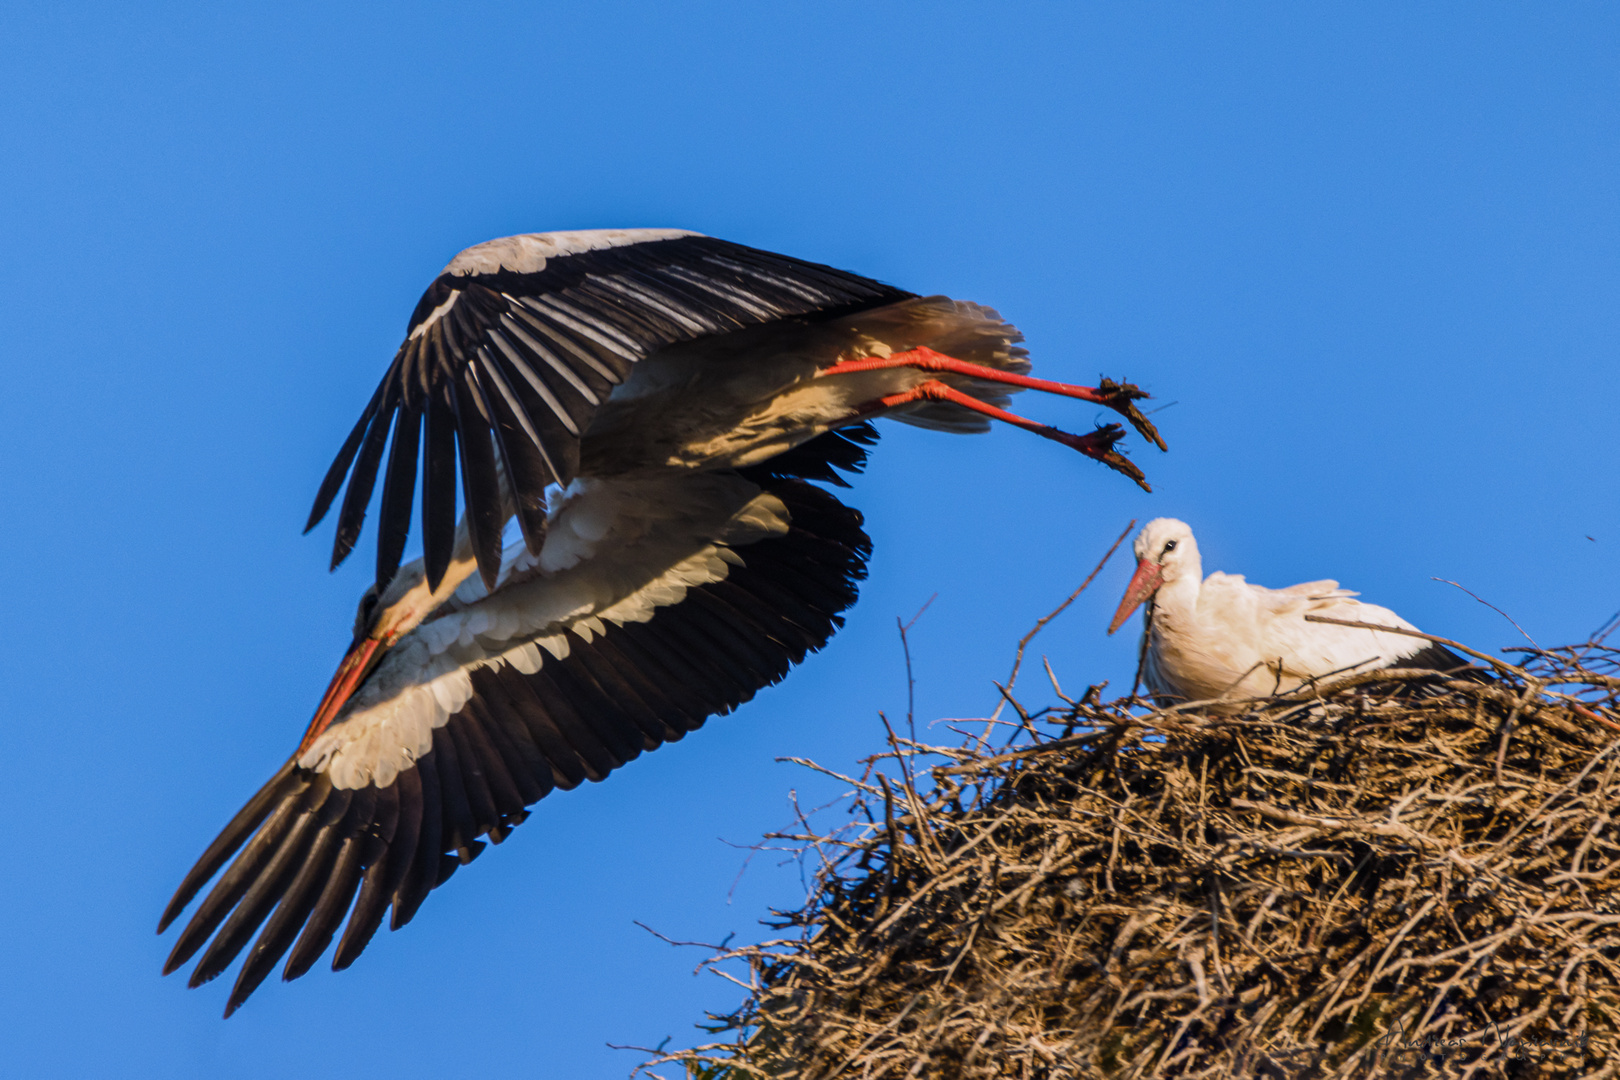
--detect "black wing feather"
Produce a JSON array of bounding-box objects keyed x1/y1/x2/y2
[
  {"x1": 612, "y1": 619, "x2": 729, "y2": 719},
  {"x1": 159, "y1": 760, "x2": 302, "y2": 933},
  {"x1": 467, "y1": 695, "x2": 549, "y2": 805},
  {"x1": 224, "y1": 791, "x2": 354, "y2": 1014},
  {"x1": 305, "y1": 378, "x2": 388, "y2": 534},
  {"x1": 557, "y1": 650, "x2": 656, "y2": 757},
  {"x1": 448, "y1": 378, "x2": 505, "y2": 591},
  {"x1": 283, "y1": 830, "x2": 365, "y2": 980},
  {"x1": 488, "y1": 691, "x2": 556, "y2": 799},
  {"x1": 392, "y1": 756, "x2": 442, "y2": 931},
  {"x1": 188, "y1": 787, "x2": 330, "y2": 988},
  {"x1": 163, "y1": 787, "x2": 310, "y2": 975},
  {"x1": 307, "y1": 233, "x2": 909, "y2": 591},
  {"x1": 167, "y1": 429, "x2": 878, "y2": 1012},
  {"x1": 567, "y1": 643, "x2": 671, "y2": 745},
  {"x1": 524, "y1": 665, "x2": 627, "y2": 777},
  {"x1": 462, "y1": 707, "x2": 527, "y2": 817},
  {"x1": 474, "y1": 353, "x2": 554, "y2": 554},
  {"x1": 429, "y1": 724, "x2": 479, "y2": 857},
  {"x1": 329, "y1": 368, "x2": 401, "y2": 572},
  {"x1": 421, "y1": 386, "x2": 459, "y2": 591},
  {"x1": 332, "y1": 782, "x2": 402, "y2": 971},
  {"x1": 375, "y1": 399, "x2": 422, "y2": 586},
  {"x1": 445, "y1": 711, "x2": 503, "y2": 832},
  {"x1": 588, "y1": 635, "x2": 693, "y2": 728}
]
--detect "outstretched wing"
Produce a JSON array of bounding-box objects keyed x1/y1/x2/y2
[
  {"x1": 304, "y1": 229, "x2": 909, "y2": 592},
  {"x1": 162, "y1": 427, "x2": 877, "y2": 1016}
]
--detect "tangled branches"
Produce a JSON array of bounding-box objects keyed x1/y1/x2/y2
[{"x1": 638, "y1": 637, "x2": 1620, "y2": 1079}]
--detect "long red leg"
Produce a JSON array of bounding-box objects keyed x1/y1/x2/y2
[
  {"x1": 859, "y1": 379, "x2": 1150, "y2": 491},
  {"x1": 819, "y1": 346, "x2": 1165, "y2": 451}
]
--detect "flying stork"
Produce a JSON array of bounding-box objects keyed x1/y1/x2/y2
[
  {"x1": 160, "y1": 228, "x2": 1167, "y2": 1014},
  {"x1": 1108, "y1": 517, "x2": 1477, "y2": 708}
]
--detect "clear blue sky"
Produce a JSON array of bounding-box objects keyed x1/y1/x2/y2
[{"x1": 3, "y1": 4, "x2": 1617, "y2": 1077}]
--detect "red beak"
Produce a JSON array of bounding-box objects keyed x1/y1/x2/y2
[
  {"x1": 295, "y1": 637, "x2": 385, "y2": 756},
  {"x1": 1107, "y1": 558, "x2": 1164, "y2": 635}
]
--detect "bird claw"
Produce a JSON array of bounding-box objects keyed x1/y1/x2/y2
[
  {"x1": 1096, "y1": 379, "x2": 1167, "y2": 452},
  {"x1": 1057, "y1": 423, "x2": 1151, "y2": 492}
]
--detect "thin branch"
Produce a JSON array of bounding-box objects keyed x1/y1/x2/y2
[
  {"x1": 896, "y1": 593, "x2": 936, "y2": 745},
  {"x1": 632, "y1": 921, "x2": 736, "y2": 953},
  {"x1": 1432, "y1": 577, "x2": 1541, "y2": 648},
  {"x1": 984, "y1": 518, "x2": 1135, "y2": 741},
  {"x1": 1301, "y1": 614, "x2": 1527, "y2": 677}
]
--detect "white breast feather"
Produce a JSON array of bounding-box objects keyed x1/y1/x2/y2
[{"x1": 303, "y1": 472, "x2": 790, "y2": 789}]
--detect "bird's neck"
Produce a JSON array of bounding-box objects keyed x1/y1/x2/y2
[
  {"x1": 1148, "y1": 561, "x2": 1204, "y2": 632},
  {"x1": 372, "y1": 523, "x2": 480, "y2": 644}
]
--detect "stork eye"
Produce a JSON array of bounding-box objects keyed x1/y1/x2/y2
[{"x1": 1162, "y1": 540, "x2": 1178, "y2": 555}]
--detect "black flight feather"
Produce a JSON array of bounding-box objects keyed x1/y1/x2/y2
[
  {"x1": 1397, "y1": 643, "x2": 1492, "y2": 681},
  {"x1": 722, "y1": 562, "x2": 837, "y2": 642},
  {"x1": 489, "y1": 664, "x2": 591, "y2": 790},
  {"x1": 305, "y1": 375, "x2": 389, "y2": 534},
  {"x1": 283, "y1": 830, "x2": 365, "y2": 980},
  {"x1": 445, "y1": 716, "x2": 501, "y2": 836},
  {"x1": 467, "y1": 696, "x2": 549, "y2": 804},
  {"x1": 330, "y1": 374, "x2": 400, "y2": 572},
  {"x1": 617, "y1": 618, "x2": 733, "y2": 714},
  {"x1": 429, "y1": 725, "x2": 477, "y2": 856},
  {"x1": 686, "y1": 586, "x2": 797, "y2": 674},
  {"x1": 189, "y1": 797, "x2": 326, "y2": 988},
  {"x1": 392, "y1": 753, "x2": 443, "y2": 931},
  {"x1": 557, "y1": 647, "x2": 662, "y2": 751},
  {"x1": 333, "y1": 783, "x2": 403, "y2": 971},
  {"x1": 164, "y1": 792, "x2": 309, "y2": 975},
  {"x1": 457, "y1": 706, "x2": 527, "y2": 816},
  {"x1": 476, "y1": 353, "x2": 553, "y2": 554},
  {"x1": 284, "y1": 783, "x2": 376, "y2": 979},
  {"x1": 378, "y1": 765, "x2": 425, "y2": 909},
  {"x1": 421, "y1": 386, "x2": 459, "y2": 591},
  {"x1": 224, "y1": 791, "x2": 352, "y2": 1015},
  {"x1": 520, "y1": 666, "x2": 622, "y2": 779},
  {"x1": 448, "y1": 378, "x2": 505, "y2": 592},
  {"x1": 375, "y1": 399, "x2": 422, "y2": 587},
  {"x1": 567, "y1": 643, "x2": 672, "y2": 746},
  {"x1": 159, "y1": 759, "x2": 303, "y2": 933},
  {"x1": 474, "y1": 686, "x2": 554, "y2": 799},
  {"x1": 545, "y1": 656, "x2": 644, "y2": 766},
  {"x1": 590, "y1": 635, "x2": 704, "y2": 734},
  {"x1": 650, "y1": 600, "x2": 764, "y2": 692}
]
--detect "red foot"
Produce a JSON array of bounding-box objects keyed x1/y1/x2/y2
[
  {"x1": 819, "y1": 347, "x2": 1165, "y2": 451},
  {"x1": 861, "y1": 379, "x2": 1150, "y2": 491}
]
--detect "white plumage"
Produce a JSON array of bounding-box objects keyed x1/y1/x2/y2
[
  {"x1": 304, "y1": 472, "x2": 791, "y2": 789},
  {"x1": 442, "y1": 227, "x2": 699, "y2": 277},
  {"x1": 1109, "y1": 518, "x2": 1471, "y2": 709}
]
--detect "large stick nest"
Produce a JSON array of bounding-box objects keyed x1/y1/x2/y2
[{"x1": 639, "y1": 635, "x2": 1620, "y2": 1079}]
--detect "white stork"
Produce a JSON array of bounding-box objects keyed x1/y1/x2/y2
[
  {"x1": 160, "y1": 228, "x2": 1167, "y2": 1014},
  {"x1": 1107, "y1": 518, "x2": 1477, "y2": 709}
]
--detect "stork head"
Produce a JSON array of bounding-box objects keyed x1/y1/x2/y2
[
  {"x1": 1107, "y1": 517, "x2": 1199, "y2": 634},
  {"x1": 297, "y1": 531, "x2": 481, "y2": 759}
]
